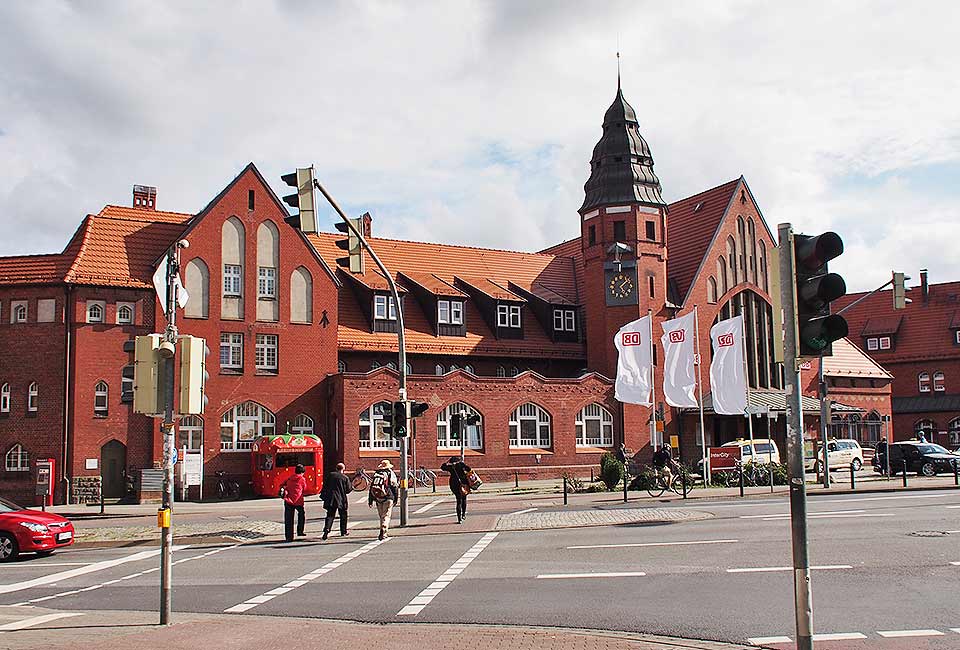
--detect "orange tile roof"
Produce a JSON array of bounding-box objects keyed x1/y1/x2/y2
[
  {"x1": 860, "y1": 315, "x2": 903, "y2": 336},
  {"x1": 96, "y1": 205, "x2": 194, "y2": 224},
  {"x1": 399, "y1": 271, "x2": 467, "y2": 297},
  {"x1": 457, "y1": 277, "x2": 526, "y2": 302},
  {"x1": 822, "y1": 338, "x2": 893, "y2": 379},
  {"x1": 0, "y1": 254, "x2": 71, "y2": 285}
]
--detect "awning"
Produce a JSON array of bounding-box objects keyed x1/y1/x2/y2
[
  {"x1": 691, "y1": 389, "x2": 863, "y2": 416},
  {"x1": 892, "y1": 394, "x2": 960, "y2": 414}
]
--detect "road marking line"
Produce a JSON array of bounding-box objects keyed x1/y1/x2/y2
[
  {"x1": 346, "y1": 520, "x2": 362, "y2": 529},
  {"x1": 812, "y1": 632, "x2": 867, "y2": 641},
  {"x1": 354, "y1": 496, "x2": 367, "y2": 504},
  {"x1": 877, "y1": 629, "x2": 944, "y2": 638},
  {"x1": 568, "y1": 539, "x2": 738, "y2": 550},
  {"x1": 397, "y1": 532, "x2": 498, "y2": 616},
  {"x1": 748, "y1": 636, "x2": 791, "y2": 645},
  {"x1": 946, "y1": 505, "x2": 960, "y2": 509},
  {"x1": 413, "y1": 498, "x2": 445, "y2": 514},
  {"x1": 429, "y1": 512, "x2": 458, "y2": 519},
  {"x1": 742, "y1": 509, "x2": 865, "y2": 518},
  {"x1": 225, "y1": 538, "x2": 388, "y2": 614},
  {"x1": 950, "y1": 628, "x2": 960, "y2": 634},
  {"x1": 727, "y1": 565, "x2": 851, "y2": 573},
  {"x1": 508, "y1": 507, "x2": 538, "y2": 515},
  {"x1": 14, "y1": 563, "x2": 89, "y2": 568},
  {"x1": 536, "y1": 572, "x2": 647, "y2": 579},
  {"x1": 950, "y1": 562, "x2": 960, "y2": 566},
  {"x1": 760, "y1": 513, "x2": 893, "y2": 521},
  {"x1": 0, "y1": 546, "x2": 190, "y2": 595},
  {"x1": 0, "y1": 612, "x2": 84, "y2": 632}
]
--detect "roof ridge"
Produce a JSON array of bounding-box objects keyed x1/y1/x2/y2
[
  {"x1": 98, "y1": 205, "x2": 193, "y2": 222},
  {"x1": 313, "y1": 230, "x2": 563, "y2": 259},
  {"x1": 667, "y1": 177, "x2": 741, "y2": 205},
  {"x1": 63, "y1": 216, "x2": 95, "y2": 283},
  {"x1": 0, "y1": 252, "x2": 67, "y2": 261}
]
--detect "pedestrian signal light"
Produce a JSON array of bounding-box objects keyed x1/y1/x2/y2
[
  {"x1": 391, "y1": 400, "x2": 408, "y2": 438},
  {"x1": 792, "y1": 231, "x2": 848, "y2": 358},
  {"x1": 334, "y1": 218, "x2": 364, "y2": 273},
  {"x1": 280, "y1": 167, "x2": 317, "y2": 234}
]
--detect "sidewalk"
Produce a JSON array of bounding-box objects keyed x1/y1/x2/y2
[{"x1": 2, "y1": 607, "x2": 755, "y2": 650}]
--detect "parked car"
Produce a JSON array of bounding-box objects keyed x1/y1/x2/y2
[
  {"x1": 804, "y1": 439, "x2": 864, "y2": 473},
  {"x1": 0, "y1": 497, "x2": 75, "y2": 562},
  {"x1": 699, "y1": 438, "x2": 781, "y2": 474},
  {"x1": 873, "y1": 441, "x2": 960, "y2": 477}
]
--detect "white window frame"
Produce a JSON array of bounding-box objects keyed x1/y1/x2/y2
[
  {"x1": 86, "y1": 301, "x2": 104, "y2": 324},
  {"x1": 437, "y1": 402, "x2": 483, "y2": 449},
  {"x1": 510, "y1": 305, "x2": 521, "y2": 328},
  {"x1": 12, "y1": 301, "x2": 27, "y2": 324},
  {"x1": 497, "y1": 304, "x2": 509, "y2": 327},
  {"x1": 359, "y1": 401, "x2": 400, "y2": 450},
  {"x1": 374, "y1": 295, "x2": 397, "y2": 320},
  {"x1": 0, "y1": 383, "x2": 9, "y2": 413},
  {"x1": 933, "y1": 371, "x2": 945, "y2": 392},
  {"x1": 292, "y1": 414, "x2": 314, "y2": 436},
  {"x1": 94, "y1": 381, "x2": 108, "y2": 414},
  {"x1": 220, "y1": 333, "x2": 243, "y2": 370},
  {"x1": 879, "y1": 336, "x2": 891, "y2": 350},
  {"x1": 955, "y1": 330, "x2": 960, "y2": 345},
  {"x1": 564, "y1": 310, "x2": 575, "y2": 331},
  {"x1": 5, "y1": 444, "x2": 29, "y2": 472},
  {"x1": 337, "y1": 360, "x2": 347, "y2": 373},
  {"x1": 464, "y1": 364, "x2": 474, "y2": 374},
  {"x1": 220, "y1": 401, "x2": 274, "y2": 451},
  {"x1": 496, "y1": 366, "x2": 506, "y2": 378},
  {"x1": 121, "y1": 366, "x2": 134, "y2": 401},
  {"x1": 866, "y1": 337, "x2": 878, "y2": 351},
  {"x1": 553, "y1": 309, "x2": 564, "y2": 331},
  {"x1": 450, "y1": 300, "x2": 463, "y2": 325},
  {"x1": 27, "y1": 382, "x2": 38, "y2": 412},
  {"x1": 438, "y1": 300, "x2": 450, "y2": 324},
  {"x1": 553, "y1": 309, "x2": 576, "y2": 332},
  {"x1": 116, "y1": 302, "x2": 134, "y2": 324},
  {"x1": 255, "y1": 334, "x2": 278, "y2": 371},
  {"x1": 223, "y1": 264, "x2": 242, "y2": 297},
  {"x1": 576, "y1": 403, "x2": 614, "y2": 447},
  {"x1": 178, "y1": 415, "x2": 204, "y2": 451},
  {"x1": 257, "y1": 266, "x2": 277, "y2": 299},
  {"x1": 509, "y1": 403, "x2": 552, "y2": 448},
  {"x1": 918, "y1": 372, "x2": 930, "y2": 393},
  {"x1": 435, "y1": 364, "x2": 444, "y2": 376}
]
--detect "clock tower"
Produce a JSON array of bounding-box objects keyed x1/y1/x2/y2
[{"x1": 579, "y1": 84, "x2": 669, "y2": 450}]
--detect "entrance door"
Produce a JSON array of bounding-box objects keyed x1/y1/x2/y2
[{"x1": 101, "y1": 440, "x2": 127, "y2": 498}]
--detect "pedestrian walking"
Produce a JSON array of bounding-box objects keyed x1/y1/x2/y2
[
  {"x1": 368, "y1": 459, "x2": 398, "y2": 541},
  {"x1": 320, "y1": 462, "x2": 353, "y2": 540},
  {"x1": 440, "y1": 455, "x2": 472, "y2": 524},
  {"x1": 281, "y1": 464, "x2": 307, "y2": 542}
]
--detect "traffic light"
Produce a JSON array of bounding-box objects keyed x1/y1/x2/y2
[
  {"x1": 178, "y1": 335, "x2": 209, "y2": 415},
  {"x1": 280, "y1": 167, "x2": 317, "y2": 234},
  {"x1": 792, "y1": 231, "x2": 848, "y2": 357},
  {"x1": 893, "y1": 271, "x2": 907, "y2": 310},
  {"x1": 334, "y1": 218, "x2": 364, "y2": 273},
  {"x1": 450, "y1": 412, "x2": 462, "y2": 438},
  {"x1": 409, "y1": 401, "x2": 429, "y2": 419},
  {"x1": 133, "y1": 334, "x2": 169, "y2": 415},
  {"x1": 391, "y1": 400, "x2": 408, "y2": 438}
]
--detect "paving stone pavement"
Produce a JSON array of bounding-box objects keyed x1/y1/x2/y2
[
  {"x1": 74, "y1": 519, "x2": 283, "y2": 543},
  {"x1": 495, "y1": 507, "x2": 712, "y2": 530}
]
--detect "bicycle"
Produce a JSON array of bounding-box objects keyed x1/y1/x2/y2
[
  {"x1": 408, "y1": 466, "x2": 437, "y2": 488},
  {"x1": 350, "y1": 467, "x2": 372, "y2": 491},
  {"x1": 214, "y1": 471, "x2": 240, "y2": 500},
  {"x1": 646, "y1": 465, "x2": 686, "y2": 498}
]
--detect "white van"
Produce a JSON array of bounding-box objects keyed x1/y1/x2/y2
[
  {"x1": 720, "y1": 438, "x2": 781, "y2": 465},
  {"x1": 804, "y1": 439, "x2": 864, "y2": 472}
]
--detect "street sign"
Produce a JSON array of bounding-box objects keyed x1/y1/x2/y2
[{"x1": 708, "y1": 446, "x2": 741, "y2": 471}]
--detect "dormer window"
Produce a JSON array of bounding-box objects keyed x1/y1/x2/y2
[
  {"x1": 553, "y1": 309, "x2": 576, "y2": 332},
  {"x1": 497, "y1": 304, "x2": 521, "y2": 328},
  {"x1": 438, "y1": 300, "x2": 464, "y2": 325},
  {"x1": 374, "y1": 295, "x2": 397, "y2": 320}
]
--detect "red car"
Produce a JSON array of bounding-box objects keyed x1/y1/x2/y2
[{"x1": 0, "y1": 496, "x2": 75, "y2": 561}]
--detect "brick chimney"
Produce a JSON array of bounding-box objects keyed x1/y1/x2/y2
[
  {"x1": 132, "y1": 185, "x2": 157, "y2": 210},
  {"x1": 361, "y1": 211, "x2": 373, "y2": 238},
  {"x1": 920, "y1": 268, "x2": 929, "y2": 303}
]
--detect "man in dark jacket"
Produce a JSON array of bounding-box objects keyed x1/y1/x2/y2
[
  {"x1": 320, "y1": 462, "x2": 353, "y2": 540},
  {"x1": 281, "y1": 464, "x2": 307, "y2": 542},
  {"x1": 440, "y1": 456, "x2": 472, "y2": 524}
]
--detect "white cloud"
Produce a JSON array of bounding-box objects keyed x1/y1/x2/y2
[{"x1": 0, "y1": 0, "x2": 957, "y2": 291}]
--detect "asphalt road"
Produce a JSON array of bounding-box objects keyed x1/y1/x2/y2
[{"x1": 3, "y1": 489, "x2": 959, "y2": 648}]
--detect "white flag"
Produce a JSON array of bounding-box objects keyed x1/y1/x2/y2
[
  {"x1": 660, "y1": 311, "x2": 698, "y2": 408},
  {"x1": 153, "y1": 256, "x2": 190, "y2": 315},
  {"x1": 709, "y1": 315, "x2": 747, "y2": 415},
  {"x1": 614, "y1": 315, "x2": 653, "y2": 406}
]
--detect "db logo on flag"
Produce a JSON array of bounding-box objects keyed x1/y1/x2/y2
[
  {"x1": 668, "y1": 330, "x2": 685, "y2": 344},
  {"x1": 622, "y1": 332, "x2": 643, "y2": 346},
  {"x1": 717, "y1": 333, "x2": 735, "y2": 347}
]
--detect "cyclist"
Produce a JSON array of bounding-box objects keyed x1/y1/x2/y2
[{"x1": 651, "y1": 443, "x2": 677, "y2": 488}]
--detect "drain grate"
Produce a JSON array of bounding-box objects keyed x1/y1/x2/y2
[{"x1": 909, "y1": 530, "x2": 951, "y2": 538}]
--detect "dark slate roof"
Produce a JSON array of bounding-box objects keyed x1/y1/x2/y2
[
  {"x1": 697, "y1": 389, "x2": 863, "y2": 415},
  {"x1": 892, "y1": 394, "x2": 960, "y2": 414},
  {"x1": 580, "y1": 87, "x2": 665, "y2": 212}
]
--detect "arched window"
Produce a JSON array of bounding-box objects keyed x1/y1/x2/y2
[
  {"x1": 184, "y1": 258, "x2": 210, "y2": 318},
  {"x1": 178, "y1": 415, "x2": 203, "y2": 451},
  {"x1": 707, "y1": 277, "x2": 718, "y2": 304},
  {"x1": 117, "y1": 303, "x2": 134, "y2": 324},
  {"x1": 386, "y1": 361, "x2": 397, "y2": 370},
  {"x1": 747, "y1": 218, "x2": 757, "y2": 283},
  {"x1": 509, "y1": 366, "x2": 519, "y2": 377},
  {"x1": 435, "y1": 364, "x2": 445, "y2": 376},
  {"x1": 865, "y1": 411, "x2": 882, "y2": 445},
  {"x1": 86, "y1": 302, "x2": 103, "y2": 323},
  {"x1": 933, "y1": 371, "x2": 945, "y2": 392},
  {"x1": 14, "y1": 304, "x2": 27, "y2": 323},
  {"x1": 464, "y1": 365, "x2": 475, "y2": 375},
  {"x1": 949, "y1": 417, "x2": 960, "y2": 447},
  {"x1": 337, "y1": 360, "x2": 347, "y2": 373},
  {"x1": 726, "y1": 236, "x2": 737, "y2": 285},
  {"x1": 496, "y1": 366, "x2": 506, "y2": 378},
  {"x1": 359, "y1": 401, "x2": 399, "y2": 450},
  {"x1": 449, "y1": 364, "x2": 458, "y2": 372},
  {"x1": 292, "y1": 413, "x2": 314, "y2": 436},
  {"x1": 405, "y1": 363, "x2": 413, "y2": 375},
  {"x1": 918, "y1": 372, "x2": 930, "y2": 393},
  {"x1": 256, "y1": 221, "x2": 280, "y2": 321},
  {"x1": 220, "y1": 401, "x2": 275, "y2": 451},
  {"x1": 437, "y1": 402, "x2": 483, "y2": 449},
  {"x1": 94, "y1": 381, "x2": 108, "y2": 414},
  {"x1": 27, "y1": 382, "x2": 38, "y2": 412},
  {"x1": 737, "y1": 217, "x2": 747, "y2": 278},
  {"x1": 0, "y1": 383, "x2": 9, "y2": 413},
  {"x1": 576, "y1": 403, "x2": 614, "y2": 447},
  {"x1": 290, "y1": 267, "x2": 313, "y2": 323},
  {"x1": 509, "y1": 403, "x2": 552, "y2": 448},
  {"x1": 717, "y1": 257, "x2": 728, "y2": 296},
  {"x1": 221, "y1": 217, "x2": 245, "y2": 318},
  {"x1": 5, "y1": 443, "x2": 29, "y2": 472},
  {"x1": 758, "y1": 240, "x2": 768, "y2": 292},
  {"x1": 915, "y1": 419, "x2": 936, "y2": 438},
  {"x1": 371, "y1": 361, "x2": 381, "y2": 370},
  {"x1": 846, "y1": 413, "x2": 862, "y2": 442}
]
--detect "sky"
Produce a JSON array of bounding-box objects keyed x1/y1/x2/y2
[{"x1": 0, "y1": 0, "x2": 958, "y2": 292}]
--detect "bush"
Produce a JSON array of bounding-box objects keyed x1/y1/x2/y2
[
  {"x1": 628, "y1": 465, "x2": 659, "y2": 490},
  {"x1": 599, "y1": 452, "x2": 625, "y2": 490},
  {"x1": 562, "y1": 474, "x2": 584, "y2": 493}
]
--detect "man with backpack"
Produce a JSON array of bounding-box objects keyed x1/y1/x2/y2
[
  {"x1": 440, "y1": 455, "x2": 472, "y2": 524},
  {"x1": 281, "y1": 464, "x2": 307, "y2": 543},
  {"x1": 320, "y1": 462, "x2": 353, "y2": 540},
  {"x1": 368, "y1": 459, "x2": 398, "y2": 541}
]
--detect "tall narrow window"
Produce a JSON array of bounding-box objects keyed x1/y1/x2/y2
[
  {"x1": 0, "y1": 383, "x2": 9, "y2": 413},
  {"x1": 256, "y1": 221, "x2": 280, "y2": 322},
  {"x1": 450, "y1": 301, "x2": 463, "y2": 325},
  {"x1": 435, "y1": 364, "x2": 444, "y2": 376},
  {"x1": 255, "y1": 334, "x2": 279, "y2": 372},
  {"x1": 438, "y1": 300, "x2": 450, "y2": 324},
  {"x1": 509, "y1": 305, "x2": 521, "y2": 328},
  {"x1": 221, "y1": 217, "x2": 245, "y2": 319},
  {"x1": 13, "y1": 303, "x2": 27, "y2": 323},
  {"x1": 220, "y1": 333, "x2": 243, "y2": 370},
  {"x1": 121, "y1": 366, "x2": 134, "y2": 402},
  {"x1": 645, "y1": 220, "x2": 656, "y2": 241},
  {"x1": 248, "y1": 189, "x2": 255, "y2": 211},
  {"x1": 918, "y1": 372, "x2": 930, "y2": 393},
  {"x1": 496, "y1": 366, "x2": 506, "y2": 378},
  {"x1": 27, "y1": 382, "x2": 38, "y2": 412},
  {"x1": 223, "y1": 265, "x2": 242, "y2": 296},
  {"x1": 94, "y1": 381, "x2": 108, "y2": 414},
  {"x1": 648, "y1": 275, "x2": 655, "y2": 298},
  {"x1": 707, "y1": 277, "x2": 718, "y2": 304},
  {"x1": 337, "y1": 360, "x2": 347, "y2": 373},
  {"x1": 613, "y1": 220, "x2": 626, "y2": 242},
  {"x1": 184, "y1": 258, "x2": 210, "y2": 318},
  {"x1": 933, "y1": 371, "x2": 945, "y2": 392},
  {"x1": 290, "y1": 267, "x2": 313, "y2": 323},
  {"x1": 588, "y1": 225, "x2": 596, "y2": 245},
  {"x1": 257, "y1": 267, "x2": 277, "y2": 298}
]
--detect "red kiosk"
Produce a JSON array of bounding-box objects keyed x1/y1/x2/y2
[{"x1": 250, "y1": 434, "x2": 323, "y2": 498}]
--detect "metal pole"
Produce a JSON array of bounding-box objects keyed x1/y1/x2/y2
[
  {"x1": 623, "y1": 461, "x2": 628, "y2": 503},
  {"x1": 819, "y1": 360, "x2": 830, "y2": 488},
  {"x1": 778, "y1": 222, "x2": 814, "y2": 650},
  {"x1": 647, "y1": 309, "x2": 657, "y2": 448},
  {"x1": 314, "y1": 180, "x2": 409, "y2": 526},
  {"x1": 160, "y1": 245, "x2": 178, "y2": 625},
  {"x1": 694, "y1": 306, "x2": 710, "y2": 485}
]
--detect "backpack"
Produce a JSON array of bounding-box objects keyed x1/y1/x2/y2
[{"x1": 369, "y1": 471, "x2": 390, "y2": 501}]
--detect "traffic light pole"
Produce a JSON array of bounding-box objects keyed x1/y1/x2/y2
[
  {"x1": 160, "y1": 246, "x2": 179, "y2": 625},
  {"x1": 313, "y1": 180, "x2": 410, "y2": 526},
  {"x1": 778, "y1": 223, "x2": 814, "y2": 650}
]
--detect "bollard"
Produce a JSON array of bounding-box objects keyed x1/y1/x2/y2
[
  {"x1": 591, "y1": 467, "x2": 595, "y2": 482},
  {"x1": 850, "y1": 462, "x2": 856, "y2": 490},
  {"x1": 563, "y1": 476, "x2": 568, "y2": 505},
  {"x1": 682, "y1": 471, "x2": 688, "y2": 499},
  {"x1": 100, "y1": 486, "x2": 105, "y2": 515},
  {"x1": 739, "y1": 463, "x2": 745, "y2": 498},
  {"x1": 622, "y1": 463, "x2": 628, "y2": 503},
  {"x1": 515, "y1": 470, "x2": 519, "y2": 488},
  {"x1": 954, "y1": 459, "x2": 959, "y2": 487},
  {"x1": 432, "y1": 475, "x2": 436, "y2": 493},
  {"x1": 902, "y1": 460, "x2": 908, "y2": 487}
]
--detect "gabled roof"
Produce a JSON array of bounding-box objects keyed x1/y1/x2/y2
[
  {"x1": 511, "y1": 280, "x2": 578, "y2": 306},
  {"x1": 822, "y1": 338, "x2": 893, "y2": 379},
  {"x1": 398, "y1": 271, "x2": 467, "y2": 297},
  {"x1": 457, "y1": 277, "x2": 525, "y2": 302},
  {"x1": 340, "y1": 269, "x2": 408, "y2": 293}
]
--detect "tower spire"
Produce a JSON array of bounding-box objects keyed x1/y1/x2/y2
[{"x1": 616, "y1": 35, "x2": 621, "y2": 91}]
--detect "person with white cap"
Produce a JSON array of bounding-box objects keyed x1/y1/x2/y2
[{"x1": 368, "y1": 459, "x2": 399, "y2": 540}]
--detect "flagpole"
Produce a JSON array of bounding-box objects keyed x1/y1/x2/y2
[
  {"x1": 739, "y1": 294, "x2": 755, "y2": 453},
  {"x1": 648, "y1": 308, "x2": 657, "y2": 448},
  {"x1": 694, "y1": 305, "x2": 709, "y2": 484}
]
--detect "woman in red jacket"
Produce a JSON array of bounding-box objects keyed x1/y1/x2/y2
[{"x1": 282, "y1": 464, "x2": 307, "y2": 542}]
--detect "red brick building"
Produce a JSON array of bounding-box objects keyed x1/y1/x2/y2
[{"x1": 0, "y1": 86, "x2": 893, "y2": 503}]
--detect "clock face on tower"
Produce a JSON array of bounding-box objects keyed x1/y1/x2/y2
[
  {"x1": 608, "y1": 273, "x2": 634, "y2": 299},
  {"x1": 604, "y1": 268, "x2": 639, "y2": 306}
]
